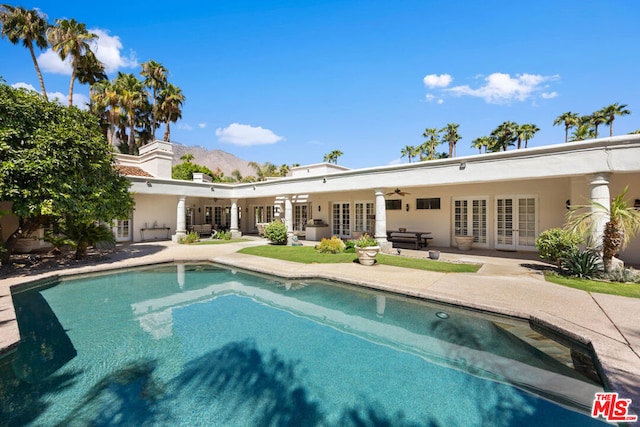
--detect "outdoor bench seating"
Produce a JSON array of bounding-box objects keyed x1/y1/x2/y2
[
  {"x1": 387, "y1": 231, "x2": 432, "y2": 250},
  {"x1": 191, "y1": 224, "x2": 213, "y2": 236}
]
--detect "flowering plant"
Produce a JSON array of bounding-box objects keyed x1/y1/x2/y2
[{"x1": 356, "y1": 233, "x2": 378, "y2": 247}]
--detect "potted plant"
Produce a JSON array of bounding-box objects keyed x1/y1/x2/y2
[
  {"x1": 355, "y1": 233, "x2": 380, "y2": 266},
  {"x1": 454, "y1": 235, "x2": 474, "y2": 250}
]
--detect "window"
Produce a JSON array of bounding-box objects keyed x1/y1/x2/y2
[
  {"x1": 416, "y1": 198, "x2": 441, "y2": 210},
  {"x1": 385, "y1": 199, "x2": 402, "y2": 210}
]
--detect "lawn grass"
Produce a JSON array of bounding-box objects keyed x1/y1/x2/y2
[
  {"x1": 544, "y1": 272, "x2": 640, "y2": 298},
  {"x1": 194, "y1": 238, "x2": 251, "y2": 245},
  {"x1": 237, "y1": 245, "x2": 481, "y2": 273}
]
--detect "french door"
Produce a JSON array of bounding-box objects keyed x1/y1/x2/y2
[
  {"x1": 331, "y1": 202, "x2": 351, "y2": 238},
  {"x1": 495, "y1": 196, "x2": 537, "y2": 250},
  {"x1": 294, "y1": 204, "x2": 310, "y2": 232},
  {"x1": 453, "y1": 198, "x2": 488, "y2": 248}
]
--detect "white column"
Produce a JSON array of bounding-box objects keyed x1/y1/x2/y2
[
  {"x1": 230, "y1": 198, "x2": 241, "y2": 238},
  {"x1": 284, "y1": 195, "x2": 294, "y2": 244},
  {"x1": 173, "y1": 195, "x2": 187, "y2": 242},
  {"x1": 374, "y1": 188, "x2": 388, "y2": 242},
  {"x1": 589, "y1": 173, "x2": 610, "y2": 249}
]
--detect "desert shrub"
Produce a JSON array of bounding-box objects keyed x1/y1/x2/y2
[
  {"x1": 179, "y1": 231, "x2": 200, "y2": 244},
  {"x1": 344, "y1": 240, "x2": 356, "y2": 253},
  {"x1": 316, "y1": 236, "x2": 346, "y2": 254},
  {"x1": 356, "y1": 233, "x2": 378, "y2": 248},
  {"x1": 264, "y1": 220, "x2": 288, "y2": 245},
  {"x1": 562, "y1": 249, "x2": 603, "y2": 279},
  {"x1": 607, "y1": 267, "x2": 640, "y2": 283},
  {"x1": 536, "y1": 228, "x2": 583, "y2": 268}
]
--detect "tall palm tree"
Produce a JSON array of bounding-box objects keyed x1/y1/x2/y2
[
  {"x1": 553, "y1": 112, "x2": 579, "y2": 143},
  {"x1": 141, "y1": 60, "x2": 168, "y2": 140},
  {"x1": 47, "y1": 18, "x2": 97, "y2": 107},
  {"x1": 157, "y1": 83, "x2": 185, "y2": 142},
  {"x1": 400, "y1": 145, "x2": 416, "y2": 163},
  {"x1": 518, "y1": 123, "x2": 540, "y2": 148},
  {"x1": 76, "y1": 50, "x2": 107, "y2": 110},
  {"x1": 440, "y1": 123, "x2": 461, "y2": 157},
  {"x1": 589, "y1": 110, "x2": 607, "y2": 139},
  {"x1": 0, "y1": 5, "x2": 49, "y2": 100},
  {"x1": 490, "y1": 121, "x2": 518, "y2": 152},
  {"x1": 278, "y1": 164, "x2": 290, "y2": 176},
  {"x1": 570, "y1": 124, "x2": 594, "y2": 142},
  {"x1": 421, "y1": 128, "x2": 440, "y2": 160},
  {"x1": 91, "y1": 79, "x2": 122, "y2": 146},
  {"x1": 181, "y1": 153, "x2": 195, "y2": 163},
  {"x1": 601, "y1": 103, "x2": 631, "y2": 137},
  {"x1": 323, "y1": 150, "x2": 343, "y2": 164},
  {"x1": 115, "y1": 72, "x2": 147, "y2": 154}
]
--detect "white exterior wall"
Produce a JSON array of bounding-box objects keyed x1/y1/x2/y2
[{"x1": 132, "y1": 194, "x2": 177, "y2": 242}]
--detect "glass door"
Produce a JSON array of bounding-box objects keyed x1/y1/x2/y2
[
  {"x1": 495, "y1": 196, "x2": 537, "y2": 250},
  {"x1": 331, "y1": 202, "x2": 351, "y2": 238},
  {"x1": 453, "y1": 198, "x2": 488, "y2": 247}
]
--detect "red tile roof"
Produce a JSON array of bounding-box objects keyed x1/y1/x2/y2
[{"x1": 116, "y1": 165, "x2": 154, "y2": 177}]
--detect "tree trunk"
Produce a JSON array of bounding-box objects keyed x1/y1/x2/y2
[
  {"x1": 602, "y1": 220, "x2": 623, "y2": 272},
  {"x1": 28, "y1": 44, "x2": 48, "y2": 101},
  {"x1": 75, "y1": 240, "x2": 89, "y2": 260}
]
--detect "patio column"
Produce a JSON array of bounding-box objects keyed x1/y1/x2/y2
[
  {"x1": 230, "y1": 198, "x2": 242, "y2": 238},
  {"x1": 173, "y1": 195, "x2": 187, "y2": 242},
  {"x1": 284, "y1": 195, "x2": 294, "y2": 244},
  {"x1": 374, "y1": 188, "x2": 392, "y2": 253},
  {"x1": 589, "y1": 172, "x2": 611, "y2": 249}
]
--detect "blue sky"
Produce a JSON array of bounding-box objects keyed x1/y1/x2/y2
[{"x1": 2, "y1": 0, "x2": 639, "y2": 169}]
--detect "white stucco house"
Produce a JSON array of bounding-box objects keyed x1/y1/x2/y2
[{"x1": 114, "y1": 136, "x2": 640, "y2": 265}]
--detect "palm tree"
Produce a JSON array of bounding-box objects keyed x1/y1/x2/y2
[
  {"x1": 589, "y1": 110, "x2": 607, "y2": 139},
  {"x1": 141, "y1": 60, "x2": 168, "y2": 140},
  {"x1": 323, "y1": 150, "x2": 343, "y2": 164},
  {"x1": 421, "y1": 128, "x2": 440, "y2": 160},
  {"x1": 91, "y1": 79, "x2": 122, "y2": 146},
  {"x1": 47, "y1": 18, "x2": 97, "y2": 107},
  {"x1": 181, "y1": 153, "x2": 195, "y2": 163},
  {"x1": 278, "y1": 164, "x2": 290, "y2": 176},
  {"x1": 553, "y1": 112, "x2": 579, "y2": 143},
  {"x1": 115, "y1": 72, "x2": 147, "y2": 154},
  {"x1": 601, "y1": 103, "x2": 631, "y2": 137},
  {"x1": 490, "y1": 121, "x2": 518, "y2": 152},
  {"x1": 0, "y1": 5, "x2": 49, "y2": 100},
  {"x1": 76, "y1": 50, "x2": 107, "y2": 110},
  {"x1": 441, "y1": 123, "x2": 461, "y2": 157},
  {"x1": 518, "y1": 123, "x2": 540, "y2": 148},
  {"x1": 248, "y1": 161, "x2": 278, "y2": 180},
  {"x1": 570, "y1": 117, "x2": 596, "y2": 141},
  {"x1": 471, "y1": 136, "x2": 491, "y2": 154},
  {"x1": 400, "y1": 145, "x2": 416, "y2": 163},
  {"x1": 157, "y1": 83, "x2": 185, "y2": 142},
  {"x1": 567, "y1": 186, "x2": 640, "y2": 272}
]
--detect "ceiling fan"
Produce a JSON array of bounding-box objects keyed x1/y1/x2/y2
[{"x1": 385, "y1": 188, "x2": 411, "y2": 196}]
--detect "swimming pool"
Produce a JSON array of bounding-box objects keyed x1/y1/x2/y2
[{"x1": 2, "y1": 263, "x2": 608, "y2": 425}]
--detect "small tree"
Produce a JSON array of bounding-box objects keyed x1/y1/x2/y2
[{"x1": 0, "y1": 83, "x2": 134, "y2": 265}]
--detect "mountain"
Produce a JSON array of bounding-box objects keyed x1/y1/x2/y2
[{"x1": 171, "y1": 143, "x2": 256, "y2": 178}]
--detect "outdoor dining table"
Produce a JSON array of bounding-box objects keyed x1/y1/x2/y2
[{"x1": 386, "y1": 230, "x2": 432, "y2": 250}]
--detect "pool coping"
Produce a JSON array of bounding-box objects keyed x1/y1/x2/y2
[{"x1": 1, "y1": 240, "x2": 639, "y2": 417}]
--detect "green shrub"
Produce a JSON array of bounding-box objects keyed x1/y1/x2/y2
[
  {"x1": 264, "y1": 220, "x2": 288, "y2": 245},
  {"x1": 179, "y1": 231, "x2": 200, "y2": 244},
  {"x1": 536, "y1": 228, "x2": 583, "y2": 268},
  {"x1": 356, "y1": 233, "x2": 378, "y2": 248},
  {"x1": 316, "y1": 236, "x2": 346, "y2": 254},
  {"x1": 607, "y1": 267, "x2": 640, "y2": 283},
  {"x1": 344, "y1": 240, "x2": 356, "y2": 253},
  {"x1": 214, "y1": 230, "x2": 231, "y2": 240},
  {"x1": 562, "y1": 249, "x2": 603, "y2": 279}
]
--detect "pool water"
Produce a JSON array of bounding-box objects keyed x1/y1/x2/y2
[{"x1": 2, "y1": 263, "x2": 608, "y2": 426}]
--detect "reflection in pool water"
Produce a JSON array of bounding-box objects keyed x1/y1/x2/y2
[{"x1": 2, "y1": 263, "x2": 608, "y2": 426}]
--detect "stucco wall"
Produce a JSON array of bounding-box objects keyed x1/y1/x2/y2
[{"x1": 132, "y1": 194, "x2": 178, "y2": 242}]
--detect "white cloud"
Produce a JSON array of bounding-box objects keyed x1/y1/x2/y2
[
  {"x1": 447, "y1": 72, "x2": 559, "y2": 104},
  {"x1": 423, "y1": 74, "x2": 452, "y2": 88},
  {"x1": 39, "y1": 28, "x2": 137, "y2": 75},
  {"x1": 437, "y1": 99, "x2": 444, "y2": 105},
  {"x1": 541, "y1": 91, "x2": 558, "y2": 99},
  {"x1": 11, "y1": 82, "x2": 88, "y2": 108},
  {"x1": 177, "y1": 123, "x2": 193, "y2": 131},
  {"x1": 198, "y1": 123, "x2": 207, "y2": 129},
  {"x1": 215, "y1": 123, "x2": 284, "y2": 146}
]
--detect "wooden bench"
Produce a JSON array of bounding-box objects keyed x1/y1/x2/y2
[
  {"x1": 387, "y1": 231, "x2": 432, "y2": 250},
  {"x1": 191, "y1": 224, "x2": 213, "y2": 236}
]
